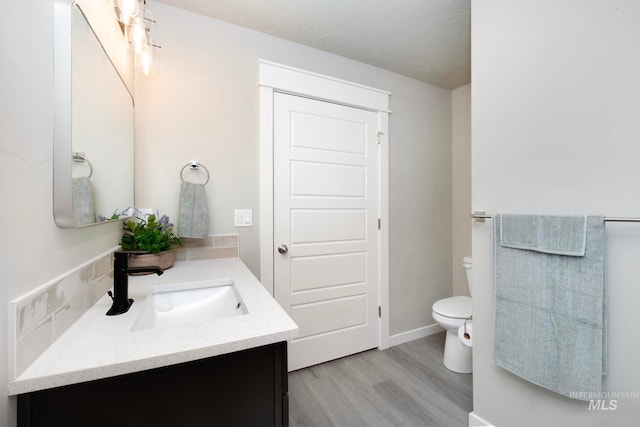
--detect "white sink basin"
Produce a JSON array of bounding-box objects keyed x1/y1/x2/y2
[{"x1": 131, "y1": 279, "x2": 248, "y2": 332}]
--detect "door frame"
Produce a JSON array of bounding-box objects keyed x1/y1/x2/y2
[{"x1": 258, "y1": 59, "x2": 390, "y2": 350}]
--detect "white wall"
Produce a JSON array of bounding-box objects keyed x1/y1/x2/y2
[
  {"x1": 0, "y1": 1, "x2": 131, "y2": 425},
  {"x1": 472, "y1": 1, "x2": 640, "y2": 425},
  {"x1": 452, "y1": 84, "x2": 471, "y2": 296},
  {"x1": 135, "y1": 2, "x2": 453, "y2": 336}
]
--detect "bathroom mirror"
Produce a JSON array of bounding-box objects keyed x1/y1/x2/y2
[{"x1": 53, "y1": 2, "x2": 134, "y2": 228}]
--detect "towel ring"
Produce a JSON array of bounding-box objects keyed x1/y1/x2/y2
[
  {"x1": 72, "y1": 153, "x2": 93, "y2": 178},
  {"x1": 180, "y1": 161, "x2": 210, "y2": 185}
]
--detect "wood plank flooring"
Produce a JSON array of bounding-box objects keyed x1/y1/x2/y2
[{"x1": 288, "y1": 332, "x2": 472, "y2": 427}]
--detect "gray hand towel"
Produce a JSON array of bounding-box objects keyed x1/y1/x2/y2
[
  {"x1": 177, "y1": 181, "x2": 209, "y2": 238},
  {"x1": 500, "y1": 214, "x2": 588, "y2": 256},
  {"x1": 493, "y1": 214, "x2": 607, "y2": 399},
  {"x1": 72, "y1": 176, "x2": 96, "y2": 226}
]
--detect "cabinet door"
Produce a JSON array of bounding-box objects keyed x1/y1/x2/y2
[{"x1": 19, "y1": 342, "x2": 288, "y2": 427}]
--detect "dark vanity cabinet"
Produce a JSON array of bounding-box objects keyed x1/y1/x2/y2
[{"x1": 18, "y1": 341, "x2": 288, "y2": 427}]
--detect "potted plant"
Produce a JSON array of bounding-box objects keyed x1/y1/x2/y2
[{"x1": 120, "y1": 210, "x2": 183, "y2": 271}]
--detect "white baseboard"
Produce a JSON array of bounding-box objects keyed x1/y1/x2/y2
[
  {"x1": 389, "y1": 323, "x2": 444, "y2": 347},
  {"x1": 469, "y1": 412, "x2": 494, "y2": 427}
]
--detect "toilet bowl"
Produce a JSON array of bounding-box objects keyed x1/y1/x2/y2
[{"x1": 432, "y1": 256, "x2": 473, "y2": 373}]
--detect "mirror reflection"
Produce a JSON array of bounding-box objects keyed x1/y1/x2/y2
[{"x1": 54, "y1": 3, "x2": 134, "y2": 228}]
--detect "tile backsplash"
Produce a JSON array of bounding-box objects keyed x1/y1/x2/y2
[
  {"x1": 8, "y1": 249, "x2": 114, "y2": 381},
  {"x1": 174, "y1": 234, "x2": 239, "y2": 261},
  {"x1": 8, "y1": 234, "x2": 239, "y2": 381}
]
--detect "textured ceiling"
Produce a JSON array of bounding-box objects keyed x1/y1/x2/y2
[{"x1": 154, "y1": 0, "x2": 471, "y2": 90}]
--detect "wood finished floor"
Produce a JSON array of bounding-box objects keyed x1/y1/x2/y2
[{"x1": 288, "y1": 332, "x2": 472, "y2": 427}]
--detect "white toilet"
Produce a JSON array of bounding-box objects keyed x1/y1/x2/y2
[{"x1": 432, "y1": 256, "x2": 473, "y2": 373}]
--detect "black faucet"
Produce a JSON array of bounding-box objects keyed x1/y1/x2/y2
[{"x1": 106, "y1": 251, "x2": 164, "y2": 316}]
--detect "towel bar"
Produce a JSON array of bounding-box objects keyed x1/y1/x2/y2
[
  {"x1": 180, "y1": 161, "x2": 210, "y2": 185},
  {"x1": 72, "y1": 152, "x2": 93, "y2": 178},
  {"x1": 471, "y1": 211, "x2": 640, "y2": 223}
]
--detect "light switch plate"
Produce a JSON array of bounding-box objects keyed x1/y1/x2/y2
[{"x1": 234, "y1": 209, "x2": 253, "y2": 227}]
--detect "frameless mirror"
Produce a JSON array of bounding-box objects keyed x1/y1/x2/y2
[{"x1": 53, "y1": 2, "x2": 134, "y2": 228}]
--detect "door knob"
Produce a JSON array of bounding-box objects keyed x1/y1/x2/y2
[{"x1": 277, "y1": 244, "x2": 289, "y2": 254}]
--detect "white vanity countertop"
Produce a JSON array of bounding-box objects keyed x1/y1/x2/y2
[{"x1": 8, "y1": 258, "x2": 298, "y2": 395}]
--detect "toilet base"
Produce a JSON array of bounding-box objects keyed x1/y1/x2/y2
[{"x1": 442, "y1": 329, "x2": 472, "y2": 373}]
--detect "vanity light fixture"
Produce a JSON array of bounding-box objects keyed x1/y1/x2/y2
[{"x1": 113, "y1": 0, "x2": 160, "y2": 75}]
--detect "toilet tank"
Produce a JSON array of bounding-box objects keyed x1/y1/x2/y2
[{"x1": 463, "y1": 256, "x2": 472, "y2": 297}]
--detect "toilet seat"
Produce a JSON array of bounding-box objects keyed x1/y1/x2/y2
[{"x1": 432, "y1": 296, "x2": 472, "y2": 319}]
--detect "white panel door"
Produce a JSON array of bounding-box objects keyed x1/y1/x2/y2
[{"x1": 274, "y1": 92, "x2": 380, "y2": 371}]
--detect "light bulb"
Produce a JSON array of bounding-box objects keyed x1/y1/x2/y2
[
  {"x1": 114, "y1": 0, "x2": 139, "y2": 24},
  {"x1": 128, "y1": 20, "x2": 147, "y2": 54},
  {"x1": 141, "y1": 45, "x2": 152, "y2": 76},
  {"x1": 120, "y1": 0, "x2": 137, "y2": 17}
]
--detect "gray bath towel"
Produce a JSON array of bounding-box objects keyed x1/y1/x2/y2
[
  {"x1": 72, "y1": 176, "x2": 96, "y2": 226},
  {"x1": 493, "y1": 214, "x2": 607, "y2": 399},
  {"x1": 177, "y1": 181, "x2": 209, "y2": 238}
]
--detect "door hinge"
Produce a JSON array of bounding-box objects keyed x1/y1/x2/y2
[
  {"x1": 378, "y1": 218, "x2": 381, "y2": 230},
  {"x1": 378, "y1": 306, "x2": 382, "y2": 318},
  {"x1": 377, "y1": 131, "x2": 383, "y2": 145}
]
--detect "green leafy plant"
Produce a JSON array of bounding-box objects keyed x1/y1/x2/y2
[{"x1": 120, "y1": 211, "x2": 182, "y2": 254}]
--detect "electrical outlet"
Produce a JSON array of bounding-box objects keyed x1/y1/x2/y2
[{"x1": 234, "y1": 209, "x2": 253, "y2": 227}]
